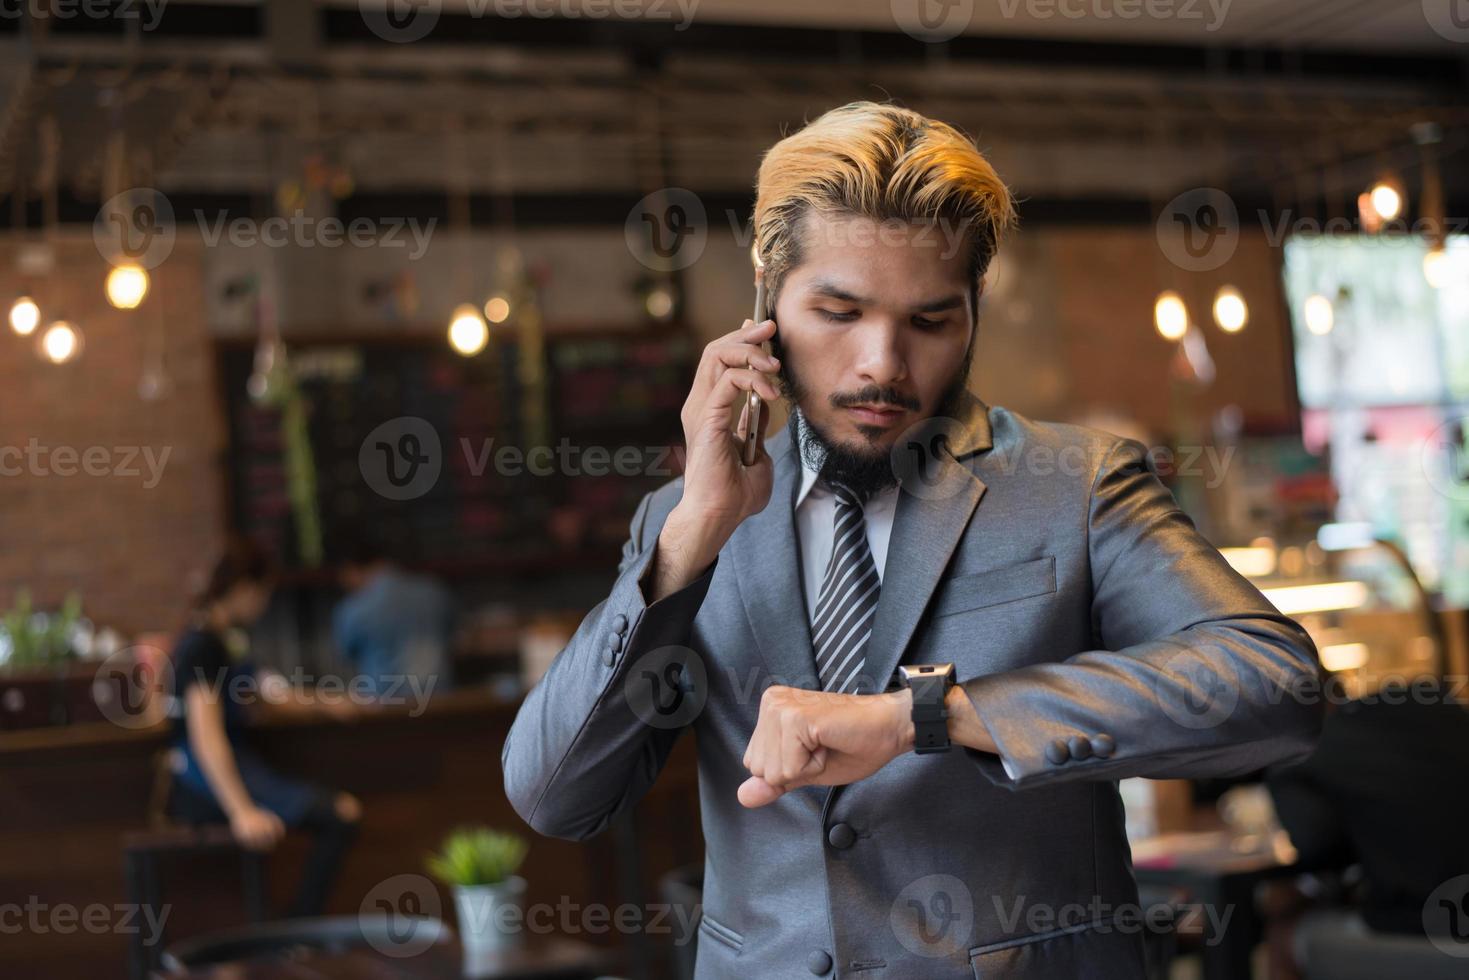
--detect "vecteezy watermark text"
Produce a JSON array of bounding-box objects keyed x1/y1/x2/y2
[
  {"x1": 0, "y1": 0, "x2": 169, "y2": 30},
  {"x1": 994, "y1": 895, "x2": 1234, "y2": 945},
  {"x1": 194, "y1": 212, "x2": 436, "y2": 260},
  {"x1": 0, "y1": 898, "x2": 170, "y2": 947},
  {"x1": 0, "y1": 440, "x2": 170, "y2": 488}
]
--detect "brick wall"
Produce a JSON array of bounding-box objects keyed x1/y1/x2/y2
[
  {"x1": 0, "y1": 223, "x2": 1301, "y2": 639},
  {"x1": 0, "y1": 234, "x2": 226, "y2": 637}
]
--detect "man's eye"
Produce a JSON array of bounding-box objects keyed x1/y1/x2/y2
[
  {"x1": 913, "y1": 317, "x2": 943, "y2": 330},
  {"x1": 819, "y1": 309, "x2": 859, "y2": 322}
]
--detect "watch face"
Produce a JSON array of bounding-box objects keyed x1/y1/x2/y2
[{"x1": 902, "y1": 664, "x2": 955, "y2": 685}]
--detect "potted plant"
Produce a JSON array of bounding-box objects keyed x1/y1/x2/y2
[
  {"x1": 426, "y1": 827, "x2": 528, "y2": 948},
  {"x1": 0, "y1": 590, "x2": 86, "y2": 730}
]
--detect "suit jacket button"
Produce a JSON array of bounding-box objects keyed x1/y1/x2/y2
[
  {"x1": 1067, "y1": 735, "x2": 1093, "y2": 760},
  {"x1": 827, "y1": 823, "x2": 856, "y2": 850},
  {"x1": 607, "y1": 633, "x2": 624, "y2": 653},
  {"x1": 806, "y1": 950, "x2": 833, "y2": 975},
  {"x1": 612, "y1": 614, "x2": 628, "y2": 634},
  {"x1": 1090, "y1": 733, "x2": 1116, "y2": 758},
  {"x1": 601, "y1": 648, "x2": 615, "y2": 667},
  {"x1": 1045, "y1": 739, "x2": 1071, "y2": 765}
]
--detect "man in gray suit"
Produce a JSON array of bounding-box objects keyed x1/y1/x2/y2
[{"x1": 503, "y1": 101, "x2": 1321, "y2": 979}]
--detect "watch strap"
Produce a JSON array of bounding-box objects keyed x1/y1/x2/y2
[{"x1": 899, "y1": 664, "x2": 955, "y2": 755}]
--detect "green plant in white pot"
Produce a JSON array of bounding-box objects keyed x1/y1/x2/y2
[{"x1": 427, "y1": 827, "x2": 528, "y2": 949}]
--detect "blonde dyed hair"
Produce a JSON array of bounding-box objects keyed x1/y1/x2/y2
[{"x1": 752, "y1": 101, "x2": 1016, "y2": 321}]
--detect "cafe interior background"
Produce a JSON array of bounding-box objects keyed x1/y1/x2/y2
[{"x1": 3, "y1": 1, "x2": 1469, "y2": 978}]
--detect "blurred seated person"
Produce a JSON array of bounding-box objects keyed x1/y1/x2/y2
[
  {"x1": 168, "y1": 538, "x2": 362, "y2": 916},
  {"x1": 1264, "y1": 676, "x2": 1469, "y2": 975},
  {"x1": 334, "y1": 538, "x2": 455, "y2": 703}
]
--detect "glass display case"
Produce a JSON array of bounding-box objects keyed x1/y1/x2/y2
[{"x1": 1224, "y1": 523, "x2": 1445, "y2": 699}]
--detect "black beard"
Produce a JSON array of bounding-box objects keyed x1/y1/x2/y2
[{"x1": 772, "y1": 331, "x2": 976, "y2": 503}]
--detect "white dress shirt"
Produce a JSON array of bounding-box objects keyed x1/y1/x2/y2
[{"x1": 788, "y1": 418, "x2": 1016, "y2": 775}]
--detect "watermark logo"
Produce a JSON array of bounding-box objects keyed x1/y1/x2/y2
[
  {"x1": 624, "y1": 645, "x2": 708, "y2": 729},
  {"x1": 1423, "y1": 0, "x2": 1469, "y2": 43},
  {"x1": 891, "y1": 874, "x2": 974, "y2": 958},
  {"x1": 1424, "y1": 875, "x2": 1469, "y2": 957},
  {"x1": 360, "y1": 417, "x2": 442, "y2": 501},
  {"x1": 625, "y1": 188, "x2": 708, "y2": 272},
  {"x1": 890, "y1": 416, "x2": 974, "y2": 501},
  {"x1": 94, "y1": 188, "x2": 176, "y2": 270},
  {"x1": 1422, "y1": 417, "x2": 1469, "y2": 504},
  {"x1": 360, "y1": 0, "x2": 441, "y2": 42},
  {"x1": 93, "y1": 646, "x2": 174, "y2": 731},
  {"x1": 360, "y1": 874, "x2": 444, "y2": 957},
  {"x1": 1156, "y1": 648, "x2": 1240, "y2": 730},
  {"x1": 1156, "y1": 187, "x2": 1239, "y2": 272},
  {"x1": 891, "y1": 0, "x2": 975, "y2": 42}
]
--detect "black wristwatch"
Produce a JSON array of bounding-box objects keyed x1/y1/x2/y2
[{"x1": 894, "y1": 664, "x2": 956, "y2": 755}]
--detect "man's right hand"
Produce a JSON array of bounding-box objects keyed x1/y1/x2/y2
[{"x1": 651, "y1": 318, "x2": 782, "y2": 602}]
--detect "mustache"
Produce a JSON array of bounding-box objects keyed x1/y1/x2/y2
[{"x1": 829, "y1": 386, "x2": 921, "y2": 412}]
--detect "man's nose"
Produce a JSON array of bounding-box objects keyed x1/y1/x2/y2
[{"x1": 852, "y1": 323, "x2": 907, "y2": 387}]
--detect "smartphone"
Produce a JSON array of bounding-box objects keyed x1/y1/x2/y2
[{"x1": 741, "y1": 274, "x2": 772, "y2": 466}]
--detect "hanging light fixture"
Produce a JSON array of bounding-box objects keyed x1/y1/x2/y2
[
  {"x1": 1416, "y1": 124, "x2": 1449, "y2": 290},
  {"x1": 483, "y1": 294, "x2": 511, "y2": 324},
  {"x1": 1154, "y1": 290, "x2": 1189, "y2": 341},
  {"x1": 39, "y1": 320, "x2": 82, "y2": 363},
  {"x1": 1212, "y1": 286, "x2": 1248, "y2": 333},
  {"x1": 448, "y1": 303, "x2": 488, "y2": 356},
  {"x1": 1303, "y1": 294, "x2": 1334, "y2": 336},
  {"x1": 9, "y1": 296, "x2": 40, "y2": 335},
  {"x1": 1367, "y1": 179, "x2": 1403, "y2": 221},
  {"x1": 644, "y1": 281, "x2": 676, "y2": 320},
  {"x1": 105, "y1": 263, "x2": 150, "y2": 309},
  {"x1": 1359, "y1": 174, "x2": 1405, "y2": 233}
]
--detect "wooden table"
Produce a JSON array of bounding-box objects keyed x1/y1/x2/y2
[{"x1": 165, "y1": 936, "x2": 620, "y2": 979}]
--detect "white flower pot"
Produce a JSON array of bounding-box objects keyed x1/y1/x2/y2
[{"x1": 453, "y1": 876, "x2": 527, "y2": 948}]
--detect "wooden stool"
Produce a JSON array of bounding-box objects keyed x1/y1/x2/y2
[{"x1": 122, "y1": 752, "x2": 269, "y2": 979}]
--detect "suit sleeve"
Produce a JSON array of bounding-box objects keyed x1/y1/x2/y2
[
  {"x1": 501, "y1": 486, "x2": 716, "y2": 839},
  {"x1": 961, "y1": 437, "x2": 1324, "y2": 790}
]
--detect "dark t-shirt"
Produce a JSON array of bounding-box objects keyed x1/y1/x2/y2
[{"x1": 170, "y1": 627, "x2": 254, "y2": 747}]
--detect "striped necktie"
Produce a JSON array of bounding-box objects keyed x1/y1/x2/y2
[{"x1": 812, "y1": 482, "x2": 880, "y2": 694}]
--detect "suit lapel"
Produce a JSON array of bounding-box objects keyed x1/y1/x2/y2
[
  {"x1": 729, "y1": 394, "x2": 995, "y2": 693},
  {"x1": 728, "y1": 421, "x2": 821, "y2": 688},
  {"x1": 859, "y1": 393, "x2": 993, "y2": 693}
]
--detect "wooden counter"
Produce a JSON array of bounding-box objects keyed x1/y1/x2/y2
[{"x1": 0, "y1": 688, "x2": 702, "y2": 979}]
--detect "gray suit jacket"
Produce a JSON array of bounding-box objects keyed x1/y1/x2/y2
[{"x1": 503, "y1": 393, "x2": 1322, "y2": 979}]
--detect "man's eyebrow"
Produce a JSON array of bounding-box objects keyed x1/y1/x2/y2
[
  {"x1": 808, "y1": 278, "x2": 871, "y2": 305},
  {"x1": 807, "y1": 278, "x2": 965, "y2": 314}
]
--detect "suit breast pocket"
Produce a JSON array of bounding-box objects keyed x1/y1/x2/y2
[{"x1": 929, "y1": 555, "x2": 1056, "y2": 621}]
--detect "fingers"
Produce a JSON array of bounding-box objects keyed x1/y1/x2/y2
[
  {"x1": 237, "y1": 811, "x2": 285, "y2": 851},
  {"x1": 705, "y1": 366, "x2": 780, "y2": 420},
  {"x1": 711, "y1": 337, "x2": 780, "y2": 375},
  {"x1": 240, "y1": 826, "x2": 271, "y2": 851},
  {"x1": 737, "y1": 776, "x2": 783, "y2": 809},
  {"x1": 698, "y1": 320, "x2": 778, "y2": 387}
]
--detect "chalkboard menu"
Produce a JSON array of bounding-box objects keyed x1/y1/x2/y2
[{"x1": 219, "y1": 329, "x2": 695, "y2": 575}]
